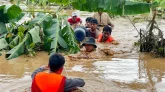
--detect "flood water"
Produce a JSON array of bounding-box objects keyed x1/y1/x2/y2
[{"x1": 0, "y1": 3, "x2": 165, "y2": 92}]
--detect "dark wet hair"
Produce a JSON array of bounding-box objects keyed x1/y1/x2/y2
[
  {"x1": 103, "y1": 25, "x2": 112, "y2": 35},
  {"x1": 90, "y1": 18, "x2": 98, "y2": 24},
  {"x1": 86, "y1": 17, "x2": 93, "y2": 22},
  {"x1": 49, "y1": 53, "x2": 65, "y2": 72}
]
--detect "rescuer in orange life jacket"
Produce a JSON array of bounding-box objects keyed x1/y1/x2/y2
[
  {"x1": 97, "y1": 25, "x2": 118, "y2": 45},
  {"x1": 31, "y1": 53, "x2": 85, "y2": 92}
]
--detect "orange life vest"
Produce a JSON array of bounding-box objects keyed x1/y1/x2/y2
[
  {"x1": 97, "y1": 34, "x2": 114, "y2": 43},
  {"x1": 31, "y1": 72, "x2": 66, "y2": 92}
]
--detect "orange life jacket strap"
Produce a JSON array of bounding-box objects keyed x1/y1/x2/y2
[
  {"x1": 97, "y1": 34, "x2": 114, "y2": 43},
  {"x1": 31, "y1": 72, "x2": 65, "y2": 92}
]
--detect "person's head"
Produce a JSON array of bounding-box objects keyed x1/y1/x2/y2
[
  {"x1": 82, "y1": 37, "x2": 97, "y2": 52},
  {"x1": 72, "y1": 12, "x2": 78, "y2": 21},
  {"x1": 85, "y1": 17, "x2": 93, "y2": 28},
  {"x1": 90, "y1": 18, "x2": 98, "y2": 30},
  {"x1": 48, "y1": 54, "x2": 65, "y2": 73},
  {"x1": 102, "y1": 25, "x2": 112, "y2": 40}
]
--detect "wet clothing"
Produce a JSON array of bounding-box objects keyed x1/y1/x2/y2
[
  {"x1": 85, "y1": 29, "x2": 100, "y2": 39},
  {"x1": 97, "y1": 34, "x2": 114, "y2": 43},
  {"x1": 68, "y1": 17, "x2": 82, "y2": 25},
  {"x1": 93, "y1": 13, "x2": 112, "y2": 26},
  {"x1": 31, "y1": 68, "x2": 85, "y2": 92}
]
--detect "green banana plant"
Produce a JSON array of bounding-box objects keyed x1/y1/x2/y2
[
  {"x1": 0, "y1": 4, "x2": 23, "y2": 50},
  {"x1": 0, "y1": 8, "x2": 80, "y2": 59},
  {"x1": 41, "y1": 13, "x2": 79, "y2": 54},
  {"x1": 0, "y1": 38, "x2": 8, "y2": 50},
  {"x1": 1, "y1": 0, "x2": 164, "y2": 59},
  {"x1": 72, "y1": 0, "x2": 151, "y2": 15},
  {"x1": 6, "y1": 26, "x2": 41, "y2": 60},
  {"x1": 25, "y1": 0, "x2": 151, "y2": 15}
]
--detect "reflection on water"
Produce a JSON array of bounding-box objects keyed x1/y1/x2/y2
[
  {"x1": 71, "y1": 65, "x2": 84, "y2": 72},
  {"x1": 93, "y1": 55, "x2": 165, "y2": 92},
  {"x1": 94, "y1": 58, "x2": 144, "y2": 82}
]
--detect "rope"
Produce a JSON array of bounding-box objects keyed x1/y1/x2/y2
[
  {"x1": 63, "y1": 66, "x2": 69, "y2": 78},
  {"x1": 127, "y1": 16, "x2": 140, "y2": 35}
]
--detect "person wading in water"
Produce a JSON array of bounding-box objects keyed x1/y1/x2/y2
[{"x1": 31, "y1": 53, "x2": 85, "y2": 92}]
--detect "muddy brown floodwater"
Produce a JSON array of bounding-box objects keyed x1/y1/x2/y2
[{"x1": 0, "y1": 10, "x2": 165, "y2": 92}]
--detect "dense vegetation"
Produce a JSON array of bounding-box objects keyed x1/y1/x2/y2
[{"x1": 0, "y1": 0, "x2": 164, "y2": 59}]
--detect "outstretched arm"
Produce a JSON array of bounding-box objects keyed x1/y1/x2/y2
[{"x1": 64, "y1": 78, "x2": 85, "y2": 92}]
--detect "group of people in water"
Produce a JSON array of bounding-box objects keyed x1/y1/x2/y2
[
  {"x1": 31, "y1": 12, "x2": 118, "y2": 92},
  {"x1": 67, "y1": 12, "x2": 118, "y2": 60},
  {"x1": 68, "y1": 12, "x2": 115, "y2": 42}
]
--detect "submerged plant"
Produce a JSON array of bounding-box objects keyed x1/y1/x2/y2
[{"x1": 139, "y1": 11, "x2": 165, "y2": 57}]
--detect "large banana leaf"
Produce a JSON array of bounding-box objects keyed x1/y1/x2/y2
[
  {"x1": 0, "y1": 5, "x2": 22, "y2": 23},
  {"x1": 0, "y1": 22, "x2": 7, "y2": 36},
  {"x1": 6, "y1": 34, "x2": 29, "y2": 60},
  {"x1": 9, "y1": 36, "x2": 19, "y2": 49},
  {"x1": 28, "y1": 26, "x2": 41, "y2": 43},
  {"x1": 60, "y1": 19, "x2": 80, "y2": 53},
  {"x1": 124, "y1": 1, "x2": 150, "y2": 15},
  {"x1": 48, "y1": 0, "x2": 86, "y2": 6},
  {"x1": 29, "y1": 13, "x2": 52, "y2": 27},
  {"x1": 0, "y1": 38, "x2": 8, "y2": 50},
  {"x1": 42, "y1": 14, "x2": 79, "y2": 53},
  {"x1": 10, "y1": 13, "x2": 25, "y2": 22},
  {"x1": 50, "y1": 19, "x2": 60, "y2": 53},
  {"x1": 48, "y1": 0, "x2": 69, "y2": 4},
  {"x1": 42, "y1": 17, "x2": 68, "y2": 53},
  {"x1": 72, "y1": 0, "x2": 151, "y2": 15},
  {"x1": 58, "y1": 35, "x2": 68, "y2": 49},
  {"x1": 160, "y1": 0, "x2": 165, "y2": 8},
  {"x1": 42, "y1": 17, "x2": 56, "y2": 38},
  {"x1": 6, "y1": 26, "x2": 41, "y2": 60}
]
